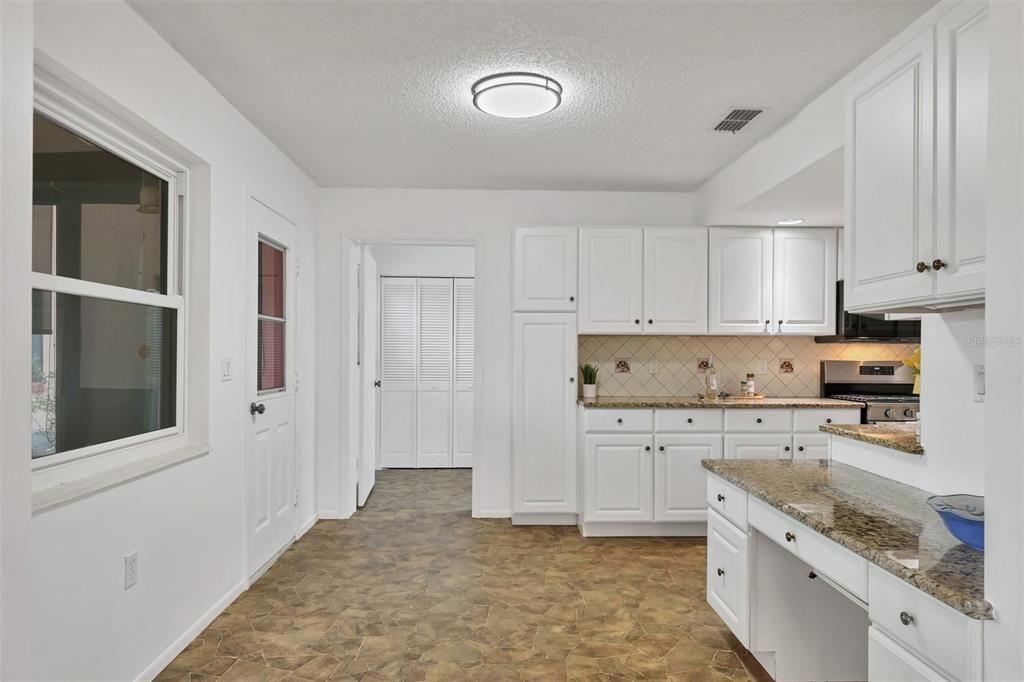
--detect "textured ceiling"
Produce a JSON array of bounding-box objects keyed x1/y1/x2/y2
[{"x1": 129, "y1": 0, "x2": 935, "y2": 191}]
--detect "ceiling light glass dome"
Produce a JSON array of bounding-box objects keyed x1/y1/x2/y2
[{"x1": 472, "y1": 72, "x2": 562, "y2": 119}]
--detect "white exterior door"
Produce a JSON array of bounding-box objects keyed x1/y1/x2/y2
[
  {"x1": 415, "y1": 278, "x2": 453, "y2": 468},
  {"x1": 513, "y1": 227, "x2": 577, "y2": 311},
  {"x1": 654, "y1": 433, "x2": 722, "y2": 522},
  {"x1": 583, "y1": 434, "x2": 653, "y2": 522},
  {"x1": 724, "y1": 433, "x2": 793, "y2": 459},
  {"x1": 643, "y1": 227, "x2": 709, "y2": 334},
  {"x1": 772, "y1": 228, "x2": 837, "y2": 335},
  {"x1": 357, "y1": 248, "x2": 378, "y2": 506},
  {"x1": 578, "y1": 228, "x2": 643, "y2": 334},
  {"x1": 935, "y1": 3, "x2": 989, "y2": 298},
  {"x1": 379, "y1": 278, "x2": 417, "y2": 467},
  {"x1": 512, "y1": 313, "x2": 577, "y2": 514},
  {"x1": 845, "y1": 31, "x2": 935, "y2": 310},
  {"x1": 453, "y1": 279, "x2": 474, "y2": 468},
  {"x1": 246, "y1": 197, "x2": 297, "y2": 577},
  {"x1": 709, "y1": 228, "x2": 773, "y2": 334}
]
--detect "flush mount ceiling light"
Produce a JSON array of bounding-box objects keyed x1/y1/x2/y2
[
  {"x1": 472, "y1": 72, "x2": 562, "y2": 119},
  {"x1": 777, "y1": 218, "x2": 805, "y2": 226}
]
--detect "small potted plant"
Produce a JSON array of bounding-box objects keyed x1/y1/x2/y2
[{"x1": 580, "y1": 363, "x2": 598, "y2": 402}]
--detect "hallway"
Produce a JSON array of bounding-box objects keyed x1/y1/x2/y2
[{"x1": 158, "y1": 470, "x2": 766, "y2": 681}]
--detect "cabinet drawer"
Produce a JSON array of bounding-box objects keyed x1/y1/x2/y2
[
  {"x1": 869, "y1": 626, "x2": 947, "y2": 682},
  {"x1": 707, "y1": 509, "x2": 750, "y2": 648},
  {"x1": 655, "y1": 408, "x2": 723, "y2": 432},
  {"x1": 868, "y1": 565, "x2": 979, "y2": 681},
  {"x1": 706, "y1": 474, "x2": 747, "y2": 530},
  {"x1": 724, "y1": 409, "x2": 792, "y2": 432},
  {"x1": 793, "y1": 433, "x2": 831, "y2": 460},
  {"x1": 585, "y1": 409, "x2": 653, "y2": 433},
  {"x1": 793, "y1": 408, "x2": 860, "y2": 432},
  {"x1": 749, "y1": 498, "x2": 867, "y2": 600}
]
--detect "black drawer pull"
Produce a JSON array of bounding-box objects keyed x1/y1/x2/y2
[
  {"x1": 717, "y1": 568, "x2": 725, "y2": 576},
  {"x1": 658, "y1": 445, "x2": 665, "y2": 452},
  {"x1": 785, "y1": 531, "x2": 796, "y2": 542},
  {"x1": 716, "y1": 493, "x2": 725, "y2": 502},
  {"x1": 756, "y1": 418, "x2": 763, "y2": 424},
  {"x1": 687, "y1": 418, "x2": 694, "y2": 424},
  {"x1": 798, "y1": 446, "x2": 805, "y2": 452},
  {"x1": 826, "y1": 418, "x2": 833, "y2": 424},
  {"x1": 899, "y1": 611, "x2": 915, "y2": 626},
  {"x1": 784, "y1": 446, "x2": 791, "y2": 452},
  {"x1": 617, "y1": 418, "x2": 623, "y2": 424}
]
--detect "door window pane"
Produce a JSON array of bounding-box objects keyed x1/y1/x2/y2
[
  {"x1": 258, "y1": 319, "x2": 285, "y2": 392},
  {"x1": 258, "y1": 241, "x2": 284, "y2": 318},
  {"x1": 31, "y1": 290, "x2": 177, "y2": 458},
  {"x1": 33, "y1": 113, "x2": 169, "y2": 293}
]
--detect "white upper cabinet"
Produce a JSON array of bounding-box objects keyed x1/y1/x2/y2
[
  {"x1": 846, "y1": 30, "x2": 935, "y2": 310},
  {"x1": 643, "y1": 227, "x2": 709, "y2": 335},
  {"x1": 578, "y1": 228, "x2": 644, "y2": 333},
  {"x1": 935, "y1": 2, "x2": 989, "y2": 298},
  {"x1": 773, "y1": 228, "x2": 837, "y2": 335},
  {"x1": 709, "y1": 228, "x2": 774, "y2": 334},
  {"x1": 512, "y1": 227, "x2": 577, "y2": 312}
]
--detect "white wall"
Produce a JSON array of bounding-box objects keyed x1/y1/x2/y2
[
  {"x1": 0, "y1": 2, "x2": 35, "y2": 678},
  {"x1": 983, "y1": 1, "x2": 1024, "y2": 677},
  {"x1": 316, "y1": 189, "x2": 696, "y2": 518},
  {"x1": 370, "y1": 244, "x2": 475, "y2": 278},
  {"x1": 918, "y1": 309, "x2": 986, "y2": 495},
  {"x1": 29, "y1": 2, "x2": 319, "y2": 680}
]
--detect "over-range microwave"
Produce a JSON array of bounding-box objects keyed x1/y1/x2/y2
[{"x1": 814, "y1": 280, "x2": 921, "y2": 344}]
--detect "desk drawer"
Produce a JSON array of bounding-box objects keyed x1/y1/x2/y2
[
  {"x1": 868, "y1": 565, "x2": 979, "y2": 681},
  {"x1": 586, "y1": 409, "x2": 653, "y2": 433},
  {"x1": 725, "y1": 409, "x2": 792, "y2": 432},
  {"x1": 655, "y1": 409, "x2": 723, "y2": 432},
  {"x1": 706, "y1": 474, "x2": 747, "y2": 530},
  {"x1": 749, "y1": 498, "x2": 867, "y2": 601},
  {"x1": 793, "y1": 408, "x2": 860, "y2": 432}
]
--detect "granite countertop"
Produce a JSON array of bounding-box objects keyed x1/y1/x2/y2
[
  {"x1": 702, "y1": 459, "x2": 989, "y2": 619},
  {"x1": 820, "y1": 422, "x2": 924, "y2": 455},
  {"x1": 579, "y1": 396, "x2": 861, "y2": 409}
]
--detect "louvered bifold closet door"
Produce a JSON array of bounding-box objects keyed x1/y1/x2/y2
[
  {"x1": 453, "y1": 279, "x2": 475, "y2": 468},
  {"x1": 379, "y1": 278, "x2": 418, "y2": 467},
  {"x1": 416, "y1": 278, "x2": 454, "y2": 467}
]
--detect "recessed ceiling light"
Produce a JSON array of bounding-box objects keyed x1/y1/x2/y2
[
  {"x1": 472, "y1": 72, "x2": 562, "y2": 119},
  {"x1": 777, "y1": 218, "x2": 805, "y2": 226}
]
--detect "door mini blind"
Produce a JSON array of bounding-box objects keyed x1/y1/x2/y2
[
  {"x1": 454, "y1": 279, "x2": 475, "y2": 389},
  {"x1": 380, "y1": 278, "x2": 417, "y2": 384}
]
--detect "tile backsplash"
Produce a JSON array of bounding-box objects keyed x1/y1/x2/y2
[{"x1": 579, "y1": 335, "x2": 918, "y2": 398}]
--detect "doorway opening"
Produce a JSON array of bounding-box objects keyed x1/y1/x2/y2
[{"x1": 354, "y1": 242, "x2": 475, "y2": 508}]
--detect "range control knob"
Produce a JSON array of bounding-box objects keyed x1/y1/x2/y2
[
  {"x1": 884, "y1": 408, "x2": 895, "y2": 419},
  {"x1": 904, "y1": 408, "x2": 916, "y2": 419}
]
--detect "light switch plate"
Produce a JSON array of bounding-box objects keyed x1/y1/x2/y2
[{"x1": 220, "y1": 357, "x2": 232, "y2": 382}]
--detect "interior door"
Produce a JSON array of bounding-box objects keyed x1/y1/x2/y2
[
  {"x1": 379, "y1": 278, "x2": 417, "y2": 467},
  {"x1": 416, "y1": 278, "x2": 453, "y2": 467},
  {"x1": 453, "y1": 278, "x2": 474, "y2": 468},
  {"x1": 358, "y1": 248, "x2": 378, "y2": 505},
  {"x1": 246, "y1": 197, "x2": 297, "y2": 577}
]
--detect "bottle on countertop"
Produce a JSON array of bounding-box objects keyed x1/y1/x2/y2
[{"x1": 745, "y1": 372, "x2": 756, "y2": 397}]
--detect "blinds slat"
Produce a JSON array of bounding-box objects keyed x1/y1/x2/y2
[
  {"x1": 417, "y1": 278, "x2": 453, "y2": 384},
  {"x1": 380, "y1": 278, "x2": 417, "y2": 383},
  {"x1": 454, "y1": 279, "x2": 475, "y2": 385}
]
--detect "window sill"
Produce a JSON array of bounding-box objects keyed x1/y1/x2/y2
[{"x1": 32, "y1": 444, "x2": 210, "y2": 515}]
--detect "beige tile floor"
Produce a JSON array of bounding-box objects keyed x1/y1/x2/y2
[{"x1": 157, "y1": 469, "x2": 769, "y2": 681}]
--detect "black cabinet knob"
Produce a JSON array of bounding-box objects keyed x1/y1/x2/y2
[
  {"x1": 826, "y1": 418, "x2": 832, "y2": 424},
  {"x1": 644, "y1": 445, "x2": 651, "y2": 452},
  {"x1": 785, "y1": 446, "x2": 791, "y2": 452},
  {"x1": 756, "y1": 418, "x2": 763, "y2": 424},
  {"x1": 569, "y1": 296, "x2": 575, "y2": 302},
  {"x1": 717, "y1": 568, "x2": 725, "y2": 576},
  {"x1": 798, "y1": 446, "x2": 805, "y2": 452},
  {"x1": 785, "y1": 531, "x2": 796, "y2": 542},
  {"x1": 717, "y1": 493, "x2": 725, "y2": 502},
  {"x1": 617, "y1": 418, "x2": 623, "y2": 424},
  {"x1": 634, "y1": 319, "x2": 640, "y2": 325},
  {"x1": 648, "y1": 319, "x2": 653, "y2": 325},
  {"x1": 569, "y1": 377, "x2": 575, "y2": 383},
  {"x1": 687, "y1": 418, "x2": 694, "y2": 424},
  {"x1": 658, "y1": 445, "x2": 665, "y2": 452},
  {"x1": 899, "y1": 611, "x2": 915, "y2": 626}
]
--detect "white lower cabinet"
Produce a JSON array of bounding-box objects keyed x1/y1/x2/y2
[
  {"x1": 583, "y1": 434, "x2": 653, "y2": 522},
  {"x1": 707, "y1": 508, "x2": 750, "y2": 647},
  {"x1": 655, "y1": 433, "x2": 722, "y2": 522},
  {"x1": 793, "y1": 433, "x2": 830, "y2": 459},
  {"x1": 869, "y1": 627, "x2": 946, "y2": 682},
  {"x1": 725, "y1": 433, "x2": 793, "y2": 459}
]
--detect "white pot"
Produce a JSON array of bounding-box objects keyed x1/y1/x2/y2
[{"x1": 582, "y1": 383, "x2": 598, "y2": 401}]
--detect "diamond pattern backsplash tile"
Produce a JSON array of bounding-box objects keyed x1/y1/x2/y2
[{"x1": 579, "y1": 335, "x2": 918, "y2": 398}]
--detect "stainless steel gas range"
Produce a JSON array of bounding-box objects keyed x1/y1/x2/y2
[{"x1": 820, "y1": 360, "x2": 919, "y2": 423}]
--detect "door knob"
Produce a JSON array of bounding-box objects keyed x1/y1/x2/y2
[
  {"x1": 916, "y1": 261, "x2": 932, "y2": 273},
  {"x1": 932, "y1": 258, "x2": 947, "y2": 271},
  {"x1": 250, "y1": 402, "x2": 266, "y2": 416}
]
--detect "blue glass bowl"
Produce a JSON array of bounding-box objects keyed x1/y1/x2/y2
[{"x1": 928, "y1": 494, "x2": 984, "y2": 551}]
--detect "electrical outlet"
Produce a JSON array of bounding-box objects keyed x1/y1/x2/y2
[
  {"x1": 124, "y1": 552, "x2": 138, "y2": 590},
  {"x1": 220, "y1": 357, "x2": 232, "y2": 382},
  {"x1": 647, "y1": 359, "x2": 659, "y2": 374}
]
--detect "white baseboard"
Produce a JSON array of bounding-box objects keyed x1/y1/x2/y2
[
  {"x1": 317, "y1": 510, "x2": 351, "y2": 520},
  {"x1": 473, "y1": 508, "x2": 511, "y2": 518},
  {"x1": 296, "y1": 514, "x2": 318, "y2": 539},
  {"x1": 137, "y1": 578, "x2": 247, "y2": 682},
  {"x1": 512, "y1": 513, "x2": 578, "y2": 526},
  {"x1": 578, "y1": 521, "x2": 707, "y2": 538}
]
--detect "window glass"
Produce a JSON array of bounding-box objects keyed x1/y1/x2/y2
[
  {"x1": 31, "y1": 290, "x2": 177, "y2": 458},
  {"x1": 258, "y1": 319, "x2": 285, "y2": 392},
  {"x1": 258, "y1": 241, "x2": 284, "y2": 318},
  {"x1": 33, "y1": 113, "x2": 169, "y2": 293}
]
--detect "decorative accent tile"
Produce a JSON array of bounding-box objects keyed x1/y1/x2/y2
[
  {"x1": 779, "y1": 358, "x2": 795, "y2": 374},
  {"x1": 579, "y1": 335, "x2": 916, "y2": 398},
  {"x1": 615, "y1": 358, "x2": 631, "y2": 373}
]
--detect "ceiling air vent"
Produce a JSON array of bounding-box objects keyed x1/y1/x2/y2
[{"x1": 713, "y1": 108, "x2": 764, "y2": 133}]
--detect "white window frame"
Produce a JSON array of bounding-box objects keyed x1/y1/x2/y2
[{"x1": 31, "y1": 69, "x2": 190, "y2": 474}]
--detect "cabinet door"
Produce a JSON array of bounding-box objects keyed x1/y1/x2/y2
[
  {"x1": 709, "y1": 228, "x2": 773, "y2": 334},
  {"x1": 583, "y1": 434, "x2": 653, "y2": 522},
  {"x1": 868, "y1": 627, "x2": 946, "y2": 682},
  {"x1": 793, "y1": 433, "x2": 830, "y2": 460},
  {"x1": 654, "y1": 433, "x2": 722, "y2": 522},
  {"x1": 512, "y1": 314, "x2": 577, "y2": 513},
  {"x1": 935, "y1": 3, "x2": 989, "y2": 298},
  {"x1": 513, "y1": 227, "x2": 577, "y2": 312},
  {"x1": 643, "y1": 227, "x2": 708, "y2": 334},
  {"x1": 707, "y1": 509, "x2": 750, "y2": 648},
  {"x1": 845, "y1": 31, "x2": 935, "y2": 310},
  {"x1": 724, "y1": 434, "x2": 793, "y2": 460},
  {"x1": 773, "y1": 228, "x2": 837, "y2": 335},
  {"x1": 579, "y1": 228, "x2": 643, "y2": 333}
]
